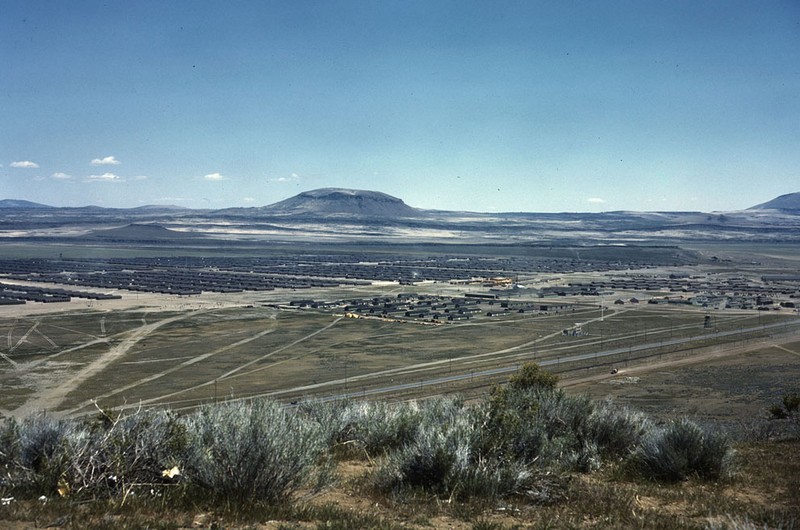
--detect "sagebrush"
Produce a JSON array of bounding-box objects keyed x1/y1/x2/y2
[{"x1": 0, "y1": 363, "x2": 735, "y2": 506}]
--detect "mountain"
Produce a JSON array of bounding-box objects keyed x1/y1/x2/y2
[
  {"x1": 0, "y1": 199, "x2": 52, "y2": 208},
  {"x1": 3, "y1": 189, "x2": 800, "y2": 244},
  {"x1": 250, "y1": 188, "x2": 423, "y2": 218},
  {"x1": 749, "y1": 192, "x2": 800, "y2": 211},
  {"x1": 132, "y1": 204, "x2": 190, "y2": 211}
]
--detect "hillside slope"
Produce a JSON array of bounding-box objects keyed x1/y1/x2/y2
[{"x1": 749, "y1": 192, "x2": 800, "y2": 211}]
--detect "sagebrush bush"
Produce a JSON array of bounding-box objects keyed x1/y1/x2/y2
[
  {"x1": 478, "y1": 384, "x2": 597, "y2": 472},
  {"x1": 587, "y1": 399, "x2": 652, "y2": 458},
  {"x1": 0, "y1": 363, "x2": 740, "y2": 508},
  {"x1": 183, "y1": 399, "x2": 326, "y2": 503},
  {"x1": 770, "y1": 391, "x2": 800, "y2": 420},
  {"x1": 508, "y1": 362, "x2": 559, "y2": 391},
  {"x1": 375, "y1": 407, "x2": 533, "y2": 499},
  {"x1": 0, "y1": 408, "x2": 193, "y2": 499},
  {"x1": 338, "y1": 400, "x2": 421, "y2": 454},
  {"x1": 479, "y1": 385, "x2": 543, "y2": 462},
  {"x1": 299, "y1": 396, "x2": 465, "y2": 457},
  {"x1": 0, "y1": 416, "x2": 21, "y2": 469},
  {"x1": 373, "y1": 401, "x2": 473, "y2": 493},
  {"x1": 295, "y1": 399, "x2": 352, "y2": 448},
  {"x1": 629, "y1": 418, "x2": 733, "y2": 482},
  {"x1": 14, "y1": 414, "x2": 89, "y2": 495},
  {"x1": 769, "y1": 404, "x2": 789, "y2": 420},
  {"x1": 71, "y1": 408, "x2": 189, "y2": 497},
  {"x1": 783, "y1": 392, "x2": 800, "y2": 413},
  {"x1": 297, "y1": 399, "x2": 421, "y2": 457}
]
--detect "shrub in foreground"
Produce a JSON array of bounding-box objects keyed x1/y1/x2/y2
[
  {"x1": 783, "y1": 392, "x2": 800, "y2": 414},
  {"x1": 375, "y1": 408, "x2": 534, "y2": 500},
  {"x1": 478, "y1": 384, "x2": 598, "y2": 472},
  {"x1": 183, "y1": 399, "x2": 326, "y2": 503},
  {"x1": 0, "y1": 363, "x2": 739, "y2": 508},
  {"x1": 326, "y1": 400, "x2": 422, "y2": 455},
  {"x1": 629, "y1": 418, "x2": 734, "y2": 482},
  {"x1": 74, "y1": 408, "x2": 189, "y2": 497},
  {"x1": 769, "y1": 391, "x2": 800, "y2": 420},
  {"x1": 587, "y1": 398, "x2": 652, "y2": 458},
  {"x1": 4, "y1": 414, "x2": 85, "y2": 495},
  {"x1": 507, "y1": 362, "x2": 559, "y2": 391},
  {"x1": 299, "y1": 396, "x2": 466, "y2": 458},
  {"x1": 0, "y1": 408, "x2": 191, "y2": 499}
]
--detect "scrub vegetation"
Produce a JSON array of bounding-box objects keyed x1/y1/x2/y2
[{"x1": 0, "y1": 364, "x2": 797, "y2": 529}]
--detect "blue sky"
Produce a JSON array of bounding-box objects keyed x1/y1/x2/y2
[{"x1": 2, "y1": 1, "x2": 798, "y2": 212}]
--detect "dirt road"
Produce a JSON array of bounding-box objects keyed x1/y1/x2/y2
[{"x1": 12, "y1": 310, "x2": 207, "y2": 417}]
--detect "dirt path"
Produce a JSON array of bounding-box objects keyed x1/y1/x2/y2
[
  {"x1": 9, "y1": 321, "x2": 39, "y2": 353},
  {"x1": 61, "y1": 328, "x2": 275, "y2": 417},
  {"x1": 218, "y1": 316, "x2": 345, "y2": 380},
  {"x1": 772, "y1": 343, "x2": 800, "y2": 358},
  {"x1": 131, "y1": 317, "x2": 346, "y2": 409},
  {"x1": 11, "y1": 310, "x2": 207, "y2": 417}
]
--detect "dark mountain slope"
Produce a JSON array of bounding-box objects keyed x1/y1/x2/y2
[
  {"x1": 0, "y1": 199, "x2": 52, "y2": 208},
  {"x1": 219, "y1": 188, "x2": 424, "y2": 218},
  {"x1": 749, "y1": 192, "x2": 800, "y2": 211}
]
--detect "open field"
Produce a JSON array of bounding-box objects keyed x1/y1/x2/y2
[
  {"x1": 1, "y1": 268, "x2": 797, "y2": 419},
  {"x1": 0, "y1": 240, "x2": 798, "y2": 421},
  {"x1": 567, "y1": 336, "x2": 800, "y2": 424}
]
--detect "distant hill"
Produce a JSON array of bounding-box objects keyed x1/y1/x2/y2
[
  {"x1": 242, "y1": 188, "x2": 423, "y2": 218},
  {"x1": 0, "y1": 199, "x2": 51, "y2": 208},
  {"x1": 2, "y1": 188, "x2": 800, "y2": 243},
  {"x1": 749, "y1": 192, "x2": 800, "y2": 211},
  {"x1": 86, "y1": 223, "x2": 198, "y2": 240},
  {"x1": 132, "y1": 204, "x2": 189, "y2": 211}
]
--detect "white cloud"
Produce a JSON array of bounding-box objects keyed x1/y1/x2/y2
[
  {"x1": 11, "y1": 160, "x2": 39, "y2": 169},
  {"x1": 203, "y1": 172, "x2": 227, "y2": 181},
  {"x1": 132, "y1": 175, "x2": 149, "y2": 180},
  {"x1": 90, "y1": 156, "x2": 121, "y2": 166},
  {"x1": 587, "y1": 197, "x2": 606, "y2": 204},
  {"x1": 51, "y1": 172, "x2": 73, "y2": 180},
  {"x1": 243, "y1": 197, "x2": 255, "y2": 203},
  {"x1": 268, "y1": 172, "x2": 301, "y2": 183},
  {"x1": 85, "y1": 172, "x2": 124, "y2": 182}
]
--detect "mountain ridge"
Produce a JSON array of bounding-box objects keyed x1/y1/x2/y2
[
  {"x1": 2, "y1": 189, "x2": 799, "y2": 216},
  {"x1": 2, "y1": 189, "x2": 799, "y2": 244},
  {"x1": 0, "y1": 199, "x2": 52, "y2": 209}
]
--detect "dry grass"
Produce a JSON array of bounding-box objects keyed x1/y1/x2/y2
[
  {"x1": 0, "y1": 391, "x2": 796, "y2": 530},
  {"x1": 1, "y1": 440, "x2": 795, "y2": 529},
  {"x1": 3, "y1": 299, "x2": 795, "y2": 418}
]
